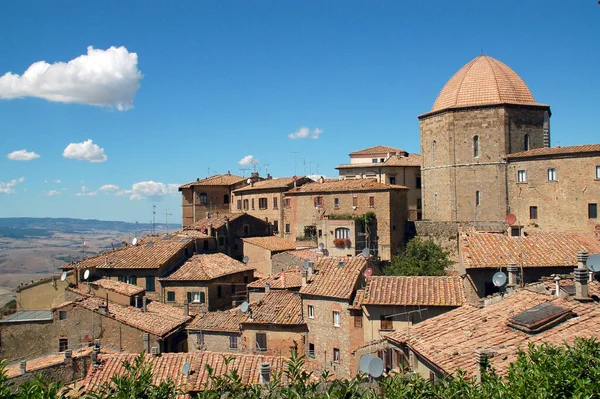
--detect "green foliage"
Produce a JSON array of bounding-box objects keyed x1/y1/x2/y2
[
  {"x1": 328, "y1": 211, "x2": 376, "y2": 225},
  {"x1": 384, "y1": 237, "x2": 452, "y2": 276}
]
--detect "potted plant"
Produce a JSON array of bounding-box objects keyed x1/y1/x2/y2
[
  {"x1": 344, "y1": 238, "x2": 351, "y2": 248},
  {"x1": 333, "y1": 238, "x2": 345, "y2": 247}
]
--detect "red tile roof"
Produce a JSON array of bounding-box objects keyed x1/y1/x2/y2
[
  {"x1": 349, "y1": 289, "x2": 366, "y2": 310},
  {"x1": 161, "y1": 253, "x2": 253, "y2": 282},
  {"x1": 90, "y1": 279, "x2": 145, "y2": 296},
  {"x1": 285, "y1": 179, "x2": 408, "y2": 194},
  {"x1": 349, "y1": 146, "x2": 406, "y2": 156},
  {"x1": 460, "y1": 232, "x2": 600, "y2": 269},
  {"x1": 82, "y1": 352, "x2": 290, "y2": 393},
  {"x1": 247, "y1": 269, "x2": 303, "y2": 290},
  {"x1": 286, "y1": 249, "x2": 324, "y2": 262},
  {"x1": 188, "y1": 309, "x2": 247, "y2": 332},
  {"x1": 385, "y1": 289, "x2": 600, "y2": 377},
  {"x1": 242, "y1": 236, "x2": 296, "y2": 252},
  {"x1": 246, "y1": 291, "x2": 304, "y2": 325},
  {"x1": 363, "y1": 276, "x2": 465, "y2": 307},
  {"x1": 299, "y1": 257, "x2": 368, "y2": 300},
  {"x1": 336, "y1": 153, "x2": 422, "y2": 169},
  {"x1": 232, "y1": 177, "x2": 313, "y2": 193},
  {"x1": 507, "y1": 144, "x2": 600, "y2": 159},
  {"x1": 179, "y1": 173, "x2": 245, "y2": 189},
  {"x1": 186, "y1": 213, "x2": 245, "y2": 231}
]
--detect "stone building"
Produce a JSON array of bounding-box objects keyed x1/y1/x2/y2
[
  {"x1": 15, "y1": 271, "x2": 75, "y2": 311},
  {"x1": 336, "y1": 145, "x2": 422, "y2": 220},
  {"x1": 246, "y1": 268, "x2": 303, "y2": 302},
  {"x1": 271, "y1": 249, "x2": 324, "y2": 274},
  {"x1": 159, "y1": 253, "x2": 254, "y2": 312},
  {"x1": 187, "y1": 309, "x2": 246, "y2": 353},
  {"x1": 179, "y1": 173, "x2": 248, "y2": 228},
  {"x1": 283, "y1": 179, "x2": 408, "y2": 261},
  {"x1": 231, "y1": 176, "x2": 313, "y2": 235},
  {"x1": 241, "y1": 236, "x2": 297, "y2": 276}
]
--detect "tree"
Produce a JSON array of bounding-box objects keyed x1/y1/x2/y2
[{"x1": 384, "y1": 237, "x2": 452, "y2": 276}]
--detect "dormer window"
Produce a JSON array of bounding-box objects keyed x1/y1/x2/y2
[{"x1": 473, "y1": 135, "x2": 480, "y2": 158}]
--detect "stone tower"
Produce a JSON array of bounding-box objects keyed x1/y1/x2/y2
[{"x1": 420, "y1": 55, "x2": 551, "y2": 223}]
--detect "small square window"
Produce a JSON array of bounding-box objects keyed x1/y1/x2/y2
[
  {"x1": 308, "y1": 343, "x2": 315, "y2": 358},
  {"x1": 285, "y1": 224, "x2": 291, "y2": 234},
  {"x1": 596, "y1": 165, "x2": 600, "y2": 180},
  {"x1": 589, "y1": 203, "x2": 598, "y2": 219},
  {"x1": 314, "y1": 196, "x2": 324, "y2": 207},
  {"x1": 372, "y1": 158, "x2": 377, "y2": 163},
  {"x1": 308, "y1": 305, "x2": 314, "y2": 319},
  {"x1": 389, "y1": 177, "x2": 396, "y2": 185},
  {"x1": 58, "y1": 338, "x2": 68, "y2": 352},
  {"x1": 259, "y1": 198, "x2": 268, "y2": 210},
  {"x1": 369, "y1": 196, "x2": 375, "y2": 208},
  {"x1": 547, "y1": 168, "x2": 557, "y2": 181},
  {"x1": 284, "y1": 198, "x2": 291, "y2": 208},
  {"x1": 243, "y1": 199, "x2": 249, "y2": 210},
  {"x1": 273, "y1": 197, "x2": 278, "y2": 209},
  {"x1": 196, "y1": 332, "x2": 204, "y2": 346},
  {"x1": 517, "y1": 170, "x2": 527, "y2": 183},
  {"x1": 334, "y1": 198, "x2": 340, "y2": 208},
  {"x1": 59, "y1": 311, "x2": 67, "y2": 320},
  {"x1": 511, "y1": 226, "x2": 522, "y2": 237},
  {"x1": 167, "y1": 291, "x2": 175, "y2": 302},
  {"x1": 256, "y1": 333, "x2": 267, "y2": 351},
  {"x1": 333, "y1": 348, "x2": 340, "y2": 363},
  {"x1": 529, "y1": 206, "x2": 538, "y2": 220},
  {"x1": 352, "y1": 196, "x2": 358, "y2": 207},
  {"x1": 380, "y1": 315, "x2": 393, "y2": 330},
  {"x1": 354, "y1": 315, "x2": 362, "y2": 328},
  {"x1": 333, "y1": 311, "x2": 340, "y2": 327}
]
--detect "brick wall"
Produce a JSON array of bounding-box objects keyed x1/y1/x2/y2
[
  {"x1": 242, "y1": 243, "x2": 273, "y2": 276},
  {"x1": 231, "y1": 191, "x2": 285, "y2": 236},
  {"x1": 188, "y1": 330, "x2": 241, "y2": 353},
  {"x1": 181, "y1": 186, "x2": 233, "y2": 228},
  {"x1": 7, "y1": 354, "x2": 91, "y2": 389},
  {"x1": 241, "y1": 324, "x2": 306, "y2": 357}
]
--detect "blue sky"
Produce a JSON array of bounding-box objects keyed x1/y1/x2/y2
[{"x1": 1, "y1": 1, "x2": 599, "y2": 224}]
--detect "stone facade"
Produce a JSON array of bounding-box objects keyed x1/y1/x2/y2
[
  {"x1": 16, "y1": 272, "x2": 75, "y2": 311},
  {"x1": 241, "y1": 324, "x2": 307, "y2": 357},
  {"x1": 187, "y1": 330, "x2": 241, "y2": 353}
]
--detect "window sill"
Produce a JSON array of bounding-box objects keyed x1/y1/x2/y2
[
  {"x1": 546, "y1": 180, "x2": 558, "y2": 183},
  {"x1": 516, "y1": 182, "x2": 527, "y2": 184},
  {"x1": 379, "y1": 328, "x2": 395, "y2": 332},
  {"x1": 333, "y1": 325, "x2": 341, "y2": 328}
]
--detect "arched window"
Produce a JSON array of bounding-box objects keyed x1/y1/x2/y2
[
  {"x1": 335, "y1": 228, "x2": 350, "y2": 239},
  {"x1": 432, "y1": 141, "x2": 437, "y2": 163},
  {"x1": 223, "y1": 194, "x2": 230, "y2": 204},
  {"x1": 524, "y1": 134, "x2": 530, "y2": 151},
  {"x1": 475, "y1": 191, "x2": 481, "y2": 206},
  {"x1": 200, "y1": 193, "x2": 208, "y2": 205},
  {"x1": 473, "y1": 135, "x2": 480, "y2": 157}
]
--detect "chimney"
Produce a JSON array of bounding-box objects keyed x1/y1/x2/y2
[
  {"x1": 308, "y1": 262, "x2": 314, "y2": 277},
  {"x1": 94, "y1": 339, "x2": 101, "y2": 350},
  {"x1": 91, "y1": 349, "x2": 99, "y2": 365},
  {"x1": 260, "y1": 363, "x2": 271, "y2": 384},
  {"x1": 135, "y1": 296, "x2": 140, "y2": 308},
  {"x1": 475, "y1": 351, "x2": 490, "y2": 384},
  {"x1": 65, "y1": 349, "x2": 72, "y2": 359},
  {"x1": 267, "y1": 174, "x2": 272, "y2": 180},
  {"x1": 265, "y1": 283, "x2": 271, "y2": 294},
  {"x1": 196, "y1": 178, "x2": 200, "y2": 182},
  {"x1": 144, "y1": 333, "x2": 150, "y2": 353},
  {"x1": 208, "y1": 224, "x2": 213, "y2": 237},
  {"x1": 574, "y1": 251, "x2": 592, "y2": 301},
  {"x1": 183, "y1": 299, "x2": 190, "y2": 316},
  {"x1": 301, "y1": 269, "x2": 308, "y2": 287},
  {"x1": 151, "y1": 346, "x2": 160, "y2": 356},
  {"x1": 142, "y1": 296, "x2": 148, "y2": 312},
  {"x1": 507, "y1": 264, "x2": 519, "y2": 287},
  {"x1": 20, "y1": 360, "x2": 26, "y2": 375}
]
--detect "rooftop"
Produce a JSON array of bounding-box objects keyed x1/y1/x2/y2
[
  {"x1": 161, "y1": 253, "x2": 253, "y2": 282},
  {"x1": 460, "y1": 231, "x2": 600, "y2": 269},
  {"x1": 349, "y1": 145, "x2": 406, "y2": 156},
  {"x1": 242, "y1": 236, "x2": 296, "y2": 252},
  {"x1": 188, "y1": 309, "x2": 247, "y2": 332},
  {"x1": 286, "y1": 249, "x2": 324, "y2": 262},
  {"x1": 385, "y1": 289, "x2": 600, "y2": 377},
  {"x1": 232, "y1": 176, "x2": 312, "y2": 193},
  {"x1": 362, "y1": 276, "x2": 465, "y2": 307},
  {"x1": 179, "y1": 173, "x2": 245, "y2": 190},
  {"x1": 0, "y1": 310, "x2": 53, "y2": 324},
  {"x1": 186, "y1": 212, "x2": 246, "y2": 231},
  {"x1": 285, "y1": 179, "x2": 408, "y2": 194},
  {"x1": 336, "y1": 153, "x2": 422, "y2": 169},
  {"x1": 247, "y1": 268, "x2": 303, "y2": 290},
  {"x1": 426, "y1": 55, "x2": 546, "y2": 116},
  {"x1": 90, "y1": 278, "x2": 146, "y2": 296},
  {"x1": 299, "y1": 256, "x2": 368, "y2": 300},
  {"x1": 507, "y1": 144, "x2": 600, "y2": 159},
  {"x1": 246, "y1": 290, "x2": 304, "y2": 325}
]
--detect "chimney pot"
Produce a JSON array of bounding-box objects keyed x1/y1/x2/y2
[
  {"x1": 142, "y1": 296, "x2": 148, "y2": 312},
  {"x1": 507, "y1": 264, "x2": 519, "y2": 287},
  {"x1": 577, "y1": 251, "x2": 590, "y2": 265},
  {"x1": 20, "y1": 360, "x2": 26, "y2": 375},
  {"x1": 91, "y1": 351, "x2": 99, "y2": 365},
  {"x1": 260, "y1": 363, "x2": 271, "y2": 384},
  {"x1": 135, "y1": 296, "x2": 140, "y2": 308},
  {"x1": 151, "y1": 346, "x2": 160, "y2": 356},
  {"x1": 301, "y1": 270, "x2": 308, "y2": 287},
  {"x1": 554, "y1": 276, "x2": 561, "y2": 296},
  {"x1": 265, "y1": 283, "x2": 271, "y2": 293},
  {"x1": 65, "y1": 349, "x2": 72, "y2": 359}
]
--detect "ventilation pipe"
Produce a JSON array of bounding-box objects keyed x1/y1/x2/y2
[
  {"x1": 554, "y1": 276, "x2": 561, "y2": 296},
  {"x1": 574, "y1": 251, "x2": 591, "y2": 302},
  {"x1": 507, "y1": 264, "x2": 519, "y2": 287},
  {"x1": 142, "y1": 296, "x2": 148, "y2": 312}
]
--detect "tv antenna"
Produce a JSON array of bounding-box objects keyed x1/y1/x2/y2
[
  {"x1": 291, "y1": 151, "x2": 299, "y2": 176},
  {"x1": 263, "y1": 164, "x2": 270, "y2": 175},
  {"x1": 307, "y1": 161, "x2": 313, "y2": 176},
  {"x1": 165, "y1": 209, "x2": 172, "y2": 233},
  {"x1": 152, "y1": 205, "x2": 157, "y2": 235},
  {"x1": 239, "y1": 168, "x2": 250, "y2": 178},
  {"x1": 250, "y1": 159, "x2": 259, "y2": 172},
  {"x1": 60, "y1": 271, "x2": 68, "y2": 282},
  {"x1": 182, "y1": 362, "x2": 191, "y2": 376}
]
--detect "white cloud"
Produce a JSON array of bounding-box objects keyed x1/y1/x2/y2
[
  {"x1": 307, "y1": 174, "x2": 332, "y2": 181},
  {"x1": 238, "y1": 155, "x2": 258, "y2": 166},
  {"x1": 46, "y1": 190, "x2": 61, "y2": 196},
  {"x1": 0, "y1": 177, "x2": 25, "y2": 194},
  {"x1": 288, "y1": 127, "x2": 324, "y2": 140},
  {"x1": 53, "y1": 180, "x2": 61, "y2": 184},
  {"x1": 116, "y1": 181, "x2": 179, "y2": 200},
  {"x1": 0, "y1": 46, "x2": 142, "y2": 111},
  {"x1": 99, "y1": 184, "x2": 119, "y2": 192},
  {"x1": 75, "y1": 185, "x2": 97, "y2": 197},
  {"x1": 7, "y1": 149, "x2": 40, "y2": 161},
  {"x1": 63, "y1": 139, "x2": 107, "y2": 162}
]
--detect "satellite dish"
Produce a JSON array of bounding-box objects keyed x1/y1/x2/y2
[
  {"x1": 303, "y1": 259, "x2": 311, "y2": 270},
  {"x1": 492, "y1": 271, "x2": 507, "y2": 287},
  {"x1": 132, "y1": 237, "x2": 138, "y2": 246},
  {"x1": 587, "y1": 254, "x2": 600, "y2": 273},
  {"x1": 246, "y1": 178, "x2": 252, "y2": 184},
  {"x1": 368, "y1": 357, "x2": 384, "y2": 378},
  {"x1": 361, "y1": 248, "x2": 369, "y2": 258},
  {"x1": 242, "y1": 256, "x2": 249, "y2": 264},
  {"x1": 359, "y1": 354, "x2": 374, "y2": 374},
  {"x1": 182, "y1": 362, "x2": 191, "y2": 375},
  {"x1": 240, "y1": 301, "x2": 249, "y2": 313},
  {"x1": 318, "y1": 243, "x2": 325, "y2": 250},
  {"x1": 505, "y1": 214, "x2": 517, "y2": 225},
  {"x1": 364, "y1": 268, "x2": 373, "y2": 278},
  {"x1": 60, "y1": 271, "x2": 67, "y2": 282},
  {"x1": 83, "y1": 270, "x2": 90, "y2": 281}
]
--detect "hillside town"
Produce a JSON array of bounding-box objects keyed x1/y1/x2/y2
[{"x1": 1, "y1": 54, "x2": 600, "y2": 395}]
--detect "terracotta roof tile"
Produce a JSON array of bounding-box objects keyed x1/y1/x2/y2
[
  {"x1": 349, "y1": 146, "x2": 406, "y2": 156},
  {"x1": 285, "y1": 179, "x2": 408, "y2": 194},
  {"x1": 242, "y1": 236, "x2": 296, "y2": 252},
  {"x1": 247, "y1": 268, "x2": 303, "y2": 290},
  {"x1": 179, "y1": 174, "x2": 245, "y2": 189},
  {"x1": 90, "y1": 279, "x2": 146, "y2": 296},
  {"x1": 337, "y1": 153, "x2": 422, "y2": 169},
  {"x1": 246, "y1": 291, "x2": 304, "y2": 325},
  {"x1": 300, "y1": 257, "x2": 368, "y2": 300},
  {"x1": 460, "y1": 232, "x2": 600, "y2": 269},
  {"x1": 385, "y1": 289, "x2": 600, "y2": 377},
  {"x1": 161, "y1": 253, "x2": 253, "y2": 281},
  {"x1": 232, "y1": 177, "x2": 313, "y2": 193},
  {"x1": 188, "y1": 309, "x2": 247, "y2": 332},
  {"x1": 507, "y1": 144, "x2": 600, "y2": 159},
  {"x1": 349, "y1": 289, "x2": 366, "y2": 310},
  {"x1": 186, "y1": 213, "x2": 245, "y2": 231},
  {"x1": 286, "y1": 249, "x2": 324, "y2": 262},
  {"x1": 363, "y1": 276, "x2": 465, "y2": 307}
]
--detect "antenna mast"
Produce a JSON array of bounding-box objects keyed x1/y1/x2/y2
[
  {"x1": 263, "y1": 164, "x2": 270, "y2": 176},
  {"x1": 291, "y1": 151, "x2": 299, "y2": 176},
  {"x1": 165, "y1": 209, "x2": 172, "y2": 233},
  {"x1": 152, "y1": 205, "x2": 156, "y2": 235},
  {"x1": 239, "y1": 168, "x2": 250, "y2": 177}
]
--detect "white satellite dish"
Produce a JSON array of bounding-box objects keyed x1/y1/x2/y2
[
  {"x1": 60, "y1": 271, "x2": 67, "y2": 282},
  {"x1": 368, "y1": 357, "x2": 384, "y2": 378},
  {"x1": 242, "y1": 256, "x2": 249, "y2": 264},
  {"x1": 132, "y1": 237, "x2": 138, "y2": 246},
  {"x1": 246, "y1": 178, "x2": 252, "y2": 184},
  {"x1": 359, "y1": 354, "x2": 374, "y2": 374},
  {"x1": 587, "y1": 254, "x2": 600, "y2": 273},
  {"x1": 240, "y1": 301, "x2": 249, "y2": 313},
  {"x1": 318, "y1": 243, "x2": 325, "y2": 250},
  {"x1": 303, "y1": 259, "x2": 311, "y2": 270},
  {"x1": 83, "y1": 269, "x2": 90, "y2": 281},
  {"x1": 182, "y1": 361, "x2": 191, "y2": 375},
  {"x1": 361, "y1": 248, "x2": 369, "y2": 258},
  {"x1": 492, "y1": 271, "x2": 507, "y2": 287}
]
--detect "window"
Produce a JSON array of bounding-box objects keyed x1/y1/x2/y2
[
  {"x1": 417, "y1": 198, "x2": 422, "y2": 210},
  {"x1": 146, "y1": 276, "x2": 155, "y2": 292},
  {"x1": 256, "y1": 333, "x2": 267, "y2": 351},
  {"x1": 273, "y1": 220, "x2": 279, "y2": 233},
  {"x1": 473, "y1": 135, "x2": 480, "y2": 157},
  {"x1": 352, "y1": 196, "x2": 358, "y2": 207},
  {"x1": 243, "y1": 224, "x2": 249, "y2": 236},
  {"x1": 333, "y1": 348, "x2": 340, "y2": 363},
  {"x1": 284, "y1": 198, "x2": 291, "y2": 208},
  {"x1": 243, "y1": 199, "x2": 249, "y2": 210},
  {"x1": 589, "y1": 203, "x2": 598, "y2": 219},
  {"x1": 218, "y1": 236, "x2": 225, "y2": 246},
  {"x1": 524, "y1": 134, "x2": 530, "y2": 151},
  {"x1": 416, "y1": 177, "x2": 422, "y2": 189},
  {"x1": 196, "y1": 331, "x2": 204, "y2": 346},
  {"x1": 217, "y1": 286, "x2": 222, "y2": 298},
  {"x1": 548, "y1": 168, "x2": 557, "y2": 181},
  {"x1": 308, "y1": 343, "x2": 315, "y2": 358},
  {"x1": 314, "y1": 196, "x2": 324, "y2": 207},
  {"x1": 259, "y1": 198, "x2": 268, "y2": 209},
  {"x1": 369, "y1": 196, "x2": 375, "y2": 208},
  {"x1": 475, "y1": 191, "x2": 481, "y2": 207},
  {"x1": 335, "y1": 228, "x2": 350, "y2": 239},
  {"x1": 529, "y1": 206, "x2": 538, "y2": 220},
  {"x1": 389, "y1": 177, "x2": 396, "y2": 185},
  {"x1": 237, "y1": 200, "x2": 242, "y2": 210},
  {"x1": 273, "y1": 197, "x2": 278, "y2": 209},
  {"x1": 354, "y1": 315, "x2": 362, "y2": 328},
  {"x1": 380, "y1": 158, "x2": 385, "y2": 162},
  {"x1": 318, "y1": 229, "x2": 322, "y2": 238},
  {"x1": 58, "y1": 338, "x2": 69, "y2": 352},
  {"x1": 251, "y1": 198, "x2": 255, "y2": 210},
  {"x1": 229, "y1": 335, "x2": 238, "y2": 349},
  {"x1": 223, "y1": 194, "x2": 230, "y2": 204},
  {"x1": 167, "y1": 291, "x2": 175, "y2": 302},
  {"x1": 59, "y1": 311, "x2": 67, "y2": 320},
  {"x1": 128, "y1": 276, "x2": 137, "y2": 285},
  {"x1": 380, "y1": 315, "x2": 393, "y2": 330},
  {"x1": 517, "y1": 170, "x2": 527, "y2": 183},
  {"x1": 200, "y1": 193, "x2": 208, "y2": 205},
  {"x1": 372, "y1": 158, "x2": 377, "y2": 163},
  {"x1": 596, "y1": 165, "x2": 600, "y2": 180},
  {"x1": 334, "y1": 197, "x2": 340, "y2": 208},
  {"x1": 432, "y1": 140, "x2": 437, "y2": 162},
  {"x1": 187, "y1": 292, "x2": 205, "y2": 304},
  {"x1": 308, "y1": 305, "x2": 314, "y2": 319},
  {"x1": 333, "y1": 311, "x2": 340, "y2": 327},
  {"x1": 510, "y1": 226, "x2": 522, "y2": 237},
  {"x1": 285, "y1": 224, "x2": 290, "y2": 234}
]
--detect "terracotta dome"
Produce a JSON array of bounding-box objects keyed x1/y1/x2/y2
[{"x1": 431, "y1": 55, "x2": 541, "y2": 113}]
